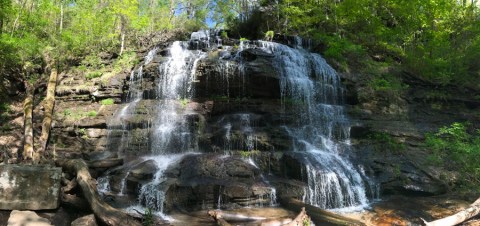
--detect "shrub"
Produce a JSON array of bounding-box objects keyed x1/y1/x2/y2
[{"x1": 425, "y1": 122, "x2": 480, "y2": 188}]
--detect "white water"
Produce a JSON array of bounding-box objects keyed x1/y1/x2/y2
[
  {"x1": 258, "y1": 41, "x2": 369, "y2": 210},
  {"x1": 103, "y1": 33, "x2": 372, "y2": 217},
  {"x1": 151, "y1": 41, "x2": 206, "y2": 154},
  {"x1": 137, "y1": 154, "x2": 187, "y2": 213}
]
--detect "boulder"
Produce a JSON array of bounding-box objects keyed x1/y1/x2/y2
[
  {"x1": 130, "y1": 160, "x2": 158, "y2": 179},
  {"x1": 71, "y1": 214, "x2": 98, "y2": 226},
  {"x1": 0, "y1": 165, "x2": 61, "y2": 210},
  {"x1": 7, "y1": 210, "x2": 53, "y2": 226}
]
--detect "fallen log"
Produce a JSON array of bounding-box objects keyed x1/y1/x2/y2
[
  {"x1": 208, "y1": 210, "x2": 267, "y2": 222},
  {"x1": 279, "y1": 197, "x2": 365, "y2": 226},
  {"x1": 208, "y1": 210, "x2": 232, "y2": 226},
  {"x1": 87, "y1": 158, "x2": 123, "y2": 168},
  {"x1": 56, "y1": 159, "x2": 141, "y2": 226},
  {"x1": 284, "y1": 207, "x2": 310, "y2": 226},
  {"x1": 422, "y1": 198, "x2": 480, "y2": 226},
  {"x1": 208, "y1": 208, "x2": 310, "y2": 226}
]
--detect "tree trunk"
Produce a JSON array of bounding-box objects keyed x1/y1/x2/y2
[
  {"x1": 23, "y1": 82, "x2": 34, "y2": 161},
  {"x1": 56, "y1": 159, "x2": 142, "y2": 226},
  {"x1": 423, "y1": 198, "x2": 480, "y2": 226},
  {"x1": 279, "y1": 197, "x2": 365, "y2": 226},
  {"x1": 208, "y1": 207, "x2": 310, "y2": 226},
  {"x1": 119, "y1": 16, "x2": 126, "y2": 55},
  {"x1": 59, "y1": 0, "x2": 64, "y2": 33},
  {"x1": 38, "y1": 68, "x2": 58, "y2": 157}
]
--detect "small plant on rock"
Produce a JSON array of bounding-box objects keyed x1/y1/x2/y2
[{"x1": 264, "y1": 30, "x2": 274, "y2": 41}]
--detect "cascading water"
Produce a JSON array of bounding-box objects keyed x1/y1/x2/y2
[
  {"x1": 258, "y1": 41, "x2": 369, "y2": 210},
  {"x1": 150, "y1": 41, "x2": 206, "y2": 154},
  {"x1": 102, "y1": 31, "x2": 374, "y2": 220}
]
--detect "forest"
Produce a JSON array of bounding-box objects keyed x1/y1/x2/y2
[{"x1": 0, "y1": 0, "x2": 480, "y2": 226}]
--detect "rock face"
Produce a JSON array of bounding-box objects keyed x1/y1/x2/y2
[
  {"x1": 163, "y1": 154, "x2": 276, "y2": 210},
  {"x1": 0, "y1": 165, "x2": 61, "y2": 210},
  {"x1": 48, "y1": 31, "x2": 480, "y2": 214}
]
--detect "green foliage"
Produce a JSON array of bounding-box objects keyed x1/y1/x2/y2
[
  {"x1": 221, "y1": 31, "x2": 228, "y2": 39},
  {"x1": 86, "y1": 71, "x2": 102, "y2": 80},
  {"x1": 370, "y1": 73, "x2": 406, "y2": 94},
  {"x1": 143, "y1": 208, "x2": 154, "y2": 226},
  {"x1": 100, "y1": 98, "x2": 114, "y2": 105},
  {"x1": 0, "y1": 123, "x2": 12, "y2": 132},
  {"x1": 303, "y1": 218, "x2": 311, "y2": 226},
  {"x1": 369, "y1": 132, "x2": 405, "y2": 152},
  {"x1": 0, "y1": 103, "x2": 10, "y2": 113},
  {"x1": 238, "y1": 150, "x2": 259, "y2": 158},
  {"x1": 180, "y1": 98, "x2": 189, "y2": 108},
  {"x1": 86, "y1": 110, "x2": 97, "y2": 117},
  {"x1": 425, "y1": 122, "x2": 480, "y2": 187},
  {"x1": 63, "y1": 108, "x2": 97, "y2": 120},
  {"x1": 320, "y1": 35, "x2": 365, "y2": 63},
  {"x1": 264, "y1": 30, "x2": 274, "y2": 40},
  {"x1": 239, "y1": 37, "x2": 249, "y2": 42}
]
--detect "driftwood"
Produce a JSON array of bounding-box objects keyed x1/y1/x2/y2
[
  {"x1": 279, "y1": 197, "x2": 365, "y2": 226},
  {"x1": 423, "y1": 198, "x2": 480, "y2": 226},
  {"x1": 208, "y1": 207, "x2": 310, "y2": 226},
  {"x1": 56, "y1": 159, "x2": 141, "y2": 226}
]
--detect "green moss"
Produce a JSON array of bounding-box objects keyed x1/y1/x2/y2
[
  {"x1": 86, "y1": 110, "x2": 97, "y2": 117},
  {"x1": 100, "y1": 98, "x2": 114, "y2": 105},
  {"x1": 63, "y1": 108, "x2": 97, "y2": 120},
  {"x1": 86, "y1": 71, "x2": 102, "y2": 80},
  {"x1": 369, "y1": 132, "x2": 405, "y2": 152}
]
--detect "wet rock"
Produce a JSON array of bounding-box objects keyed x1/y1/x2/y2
[
  {"x1": 84, "y1": 151, "x2": 117, "y2": 161},
  {"x1": 163, "y1": 154, "x2": 275, "y2": 211},
  {"x1": 128, "y1": 160, "x2": 159, "y2": 181},
  {"x1": 368, "y1": 157, "x2": 448, "y2": 196},
  {"x1": 0, "y1": 165, "x2": 61, "y2": 210},
  {"x1": 7, "y1": 210, "x2": 53, "y2": 226}
]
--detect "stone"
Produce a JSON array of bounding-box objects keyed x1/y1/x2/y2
[
  {"x1": 71, "y1": 214, "x2": 98, "y2": 226},
  {"x1": 7, "y1": 210, "x2": 53, "y2": 226},
  {"x1": 128, "y1": 160, "x2": 158, "y2": 180},
  {"x1": 0, "y1": 165, "x2": 61, "y2": 210}
]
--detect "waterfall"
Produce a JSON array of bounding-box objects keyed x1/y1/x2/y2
[
  {"x1": 102, "y1": 31, "x2": 372, "y2": 218},
  {"x1": 258, "y1": 41, "x2": 369, "y2": 210},
  {"x1": 150, "y1": 41, "x2": 206, "y2": 154}
]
